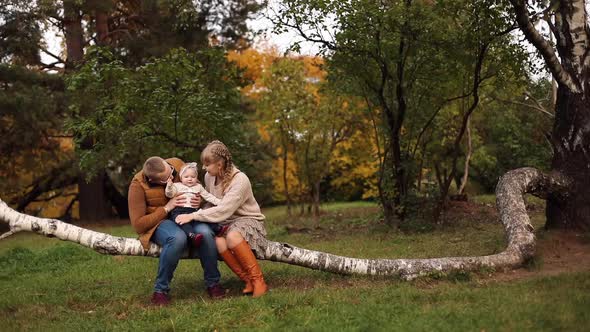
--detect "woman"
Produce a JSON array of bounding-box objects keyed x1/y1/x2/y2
[{"x1": 175, "y1": 140, "x2": 268, "y2": 297}]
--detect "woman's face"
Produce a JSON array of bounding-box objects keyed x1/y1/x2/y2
[{"x1": 202, "y1": 159, "x2": 223, "y2": 177}]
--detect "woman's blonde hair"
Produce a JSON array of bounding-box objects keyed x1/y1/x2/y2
[{"x1": 201, "y1": 140, "x2": 237, "y2": 192}]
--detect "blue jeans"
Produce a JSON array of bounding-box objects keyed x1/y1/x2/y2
[
  {"x1": 169, "y1": 207, "x2": 222, "y2": 235},
  {"x1": 151, "y1": 219, "x2": 221, "y2": 293}
]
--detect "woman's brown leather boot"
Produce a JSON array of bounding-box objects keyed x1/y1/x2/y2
[
  {"x1": 232, "y1": 240, "x2": 268, "y2": 298},
  {"x1": 219, "y1": 249, "x2": 253, "y2": 294}
]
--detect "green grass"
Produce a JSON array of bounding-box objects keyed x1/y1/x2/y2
[{"x1": 1, "y1": 200, "x2": 588, "y2": 331}]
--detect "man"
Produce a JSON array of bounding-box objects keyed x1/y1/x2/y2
[{"x1": 128, "y1": 156, "x2": 225, "y2": 306}]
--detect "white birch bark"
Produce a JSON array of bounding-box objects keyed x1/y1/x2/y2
[
  {"x1": 458, "y1": 117, "x2": 472, "y2": 195},
  {"x1": 0, "y1": 202, "x2": 164, "y2": 257},
  {"x1": 508, "y1": 0, "x2": 581, "y2": 92},
  {"x1": 0, "y1": 167, "x2": 560, "y2": 279}
]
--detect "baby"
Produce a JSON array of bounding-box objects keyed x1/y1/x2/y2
[{"x1": 165, "y1": 162, "x2": 227, "y2": 247}]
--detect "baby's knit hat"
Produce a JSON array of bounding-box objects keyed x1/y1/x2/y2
[{"x1": 179, "y1": 162, "x2": 198, "y2": 178}]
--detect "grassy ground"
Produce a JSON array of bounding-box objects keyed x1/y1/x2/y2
[{"x1": 1, "y1": 200, "x2": 589, "y2": 331}]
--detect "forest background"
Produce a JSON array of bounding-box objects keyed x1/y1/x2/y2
[{"x1": 0, "y1": 0, "x2": 554, "y2": 229}]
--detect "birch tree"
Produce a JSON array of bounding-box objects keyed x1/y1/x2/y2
[
  {"x1": 0, "y1": 167, "x2": 548, "y2": 279},
  {"x1": 507, "y1": 0, "x2": 590, "y2": 230}
]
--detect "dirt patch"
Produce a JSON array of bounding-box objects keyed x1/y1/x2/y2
[
  {"x1": 487, "y1": 230, "x2": 590, "y2": 282},
  {"x1": 441, "y1": 200, "x2": 499, "y2": 225},
  {"x1": 73, "y1": 218, "x2": 130, "y2": 230}
]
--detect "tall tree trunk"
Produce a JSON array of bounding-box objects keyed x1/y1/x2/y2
[
  {"x1": 546, "y1": 87, "x2": 590, "y2": 230},
  {"x1": 509, "y1": 0, "x2": 590, "y2": 230},
  {"x1": 63, "y1": 0, "x2": 84, "y2": 69},
  {"x1": 64, "y1": 0, "x2": 112, "y2": 221},
  {"x1": 312, "y1": 181, "x2": 321, "y2": 218},
  {"x1": 282, "y1": 146, "x2": 292, "y2": 216},
  {"x1": 298, "y1": 181, "x2": 305, "y2": 216},
  {"x1": 376, "y1": 0, "x2": 411, "y2": 225},
  {"x1": 391, "y1": 6, "x2": 409, "y2": 221},
  {"x1": 458, "y1": 117, "x2": 472, "y2": 195},
  {"x1": 377, "y1": 147, "x2": 402, "y2": 226},
  {"x1": 104, "y1": 175, "x2": 129, "y2": 218},
  {"x1": 78, "y1": 171, "x2": 111, "y2": 221},
  {"x1": 391, "y1": 133, "x2": 405, "y2": 218},
  {"x1": 377, "y1": 153, "x2": 398, "y2": 228},
  {"x1": 433, "y1": 42, "x2": 488, "y2": 223},
  {"x1": 544, "y1": 1, "x2": 590, "y2": 230},
  {"x1": 95, "y1": 3, "x2": 110, "y2": 45},
  {"x1": 366, "y1": 96, "x2": 398, "y2": 227}
]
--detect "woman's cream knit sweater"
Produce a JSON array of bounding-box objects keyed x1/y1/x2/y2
[{"x1": 189, "y1": 169, "x2": 265, "y2": 223}]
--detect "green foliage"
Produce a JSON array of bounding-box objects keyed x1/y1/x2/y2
[
  {"x1": 0, "y1": 0, "x2": 43, "y2": 65},
  {"x1": 108, "y1": 0, "x2": 263, "y2": 65},
  {"x1": 0, "y1": 0, "x2": 561, "y2": 216},
  {"x1": 0, "y1": 64, "x2": 69, "y2": 195},
  {"x1": 67, "y1": 47, "x2": 246, "y2": 179},
  {"x1": 276, "y1": 0, "x2": 534, "y2": 221},
  {"x1": 0, "y1": 0, "x2": 276, "y2": 219},
  {"x1": 470, "y1": 79, "x2": 552, "y2": 191}
]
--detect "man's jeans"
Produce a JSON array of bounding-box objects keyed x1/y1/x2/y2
[{"x1": 151, "y1": 219, "x2": 221, "y2": 293}]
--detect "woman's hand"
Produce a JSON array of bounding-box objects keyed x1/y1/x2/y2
[{"x1": 175, "y1": 214, "x2": 193, "y2": 225}]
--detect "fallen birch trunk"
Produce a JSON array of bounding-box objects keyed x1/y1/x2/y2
[{"x1": 0, "y1": 167, "x2": 560, "y2": 279}]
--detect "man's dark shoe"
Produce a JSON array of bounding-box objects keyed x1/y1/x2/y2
[
  {"x1": 151, "y1": 292, "x2": 170, "y2": 306},
  {"x1": 207, "y1": 284, "x2": 226, "y2": 299},
  {"x1": 188, "y1": 232, "x2": 203, "y2": 248}
]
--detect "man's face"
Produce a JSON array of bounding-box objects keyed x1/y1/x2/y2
[{"x1": 149, "y1": 161, "x2": 175, "y2": 184}]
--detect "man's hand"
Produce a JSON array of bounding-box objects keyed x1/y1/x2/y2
[
  {"x1": 175, "y1": 196, "x2": 187, "y2": 206},
  {"x1": 175, "y1": 214, "x2": 193, "y2": 225},
  {"x1": 164, "y1": 196, "x2": 179, "y2": 213},
  {"x1": 174, "y1": 194, "x2": 200, "y2": 207}
]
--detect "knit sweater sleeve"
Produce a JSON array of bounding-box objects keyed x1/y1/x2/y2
[
  {"x1": 165, "y1": 182, "x2": 177, "y2": 198},
  {"x1": 128, "y1": 181, "x2": 167, "y2": 234},
  {"x1": 190, "y1": 174, "x2": 249, "y2": 223},
  {"x1": 197, "y1": 184, "x2": 221, "y2": 206}
]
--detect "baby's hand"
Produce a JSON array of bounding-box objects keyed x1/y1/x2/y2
[{"x1": 167, "y1": 178, "x2": 173, "y2": 186}]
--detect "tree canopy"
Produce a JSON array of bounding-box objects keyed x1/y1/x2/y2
[{"x1": 1, "y1": 0, "x2": 569, "y2": 228}]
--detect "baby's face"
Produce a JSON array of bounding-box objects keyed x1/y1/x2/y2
[{"x1": 181, "y1": 169, "x2": 197, "y2": 187}]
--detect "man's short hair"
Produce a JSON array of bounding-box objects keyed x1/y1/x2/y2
[{"x1": 143, "y1": 157, "x2": 166, "y2": 179}]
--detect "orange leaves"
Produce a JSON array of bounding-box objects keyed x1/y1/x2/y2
[{"x1": 229, "y1": 46, "x2": 379, "y2": 202}]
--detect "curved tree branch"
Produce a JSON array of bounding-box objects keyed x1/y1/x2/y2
[{"x1": 0, "y1": 167, "x2": 569, "y2": 279}]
